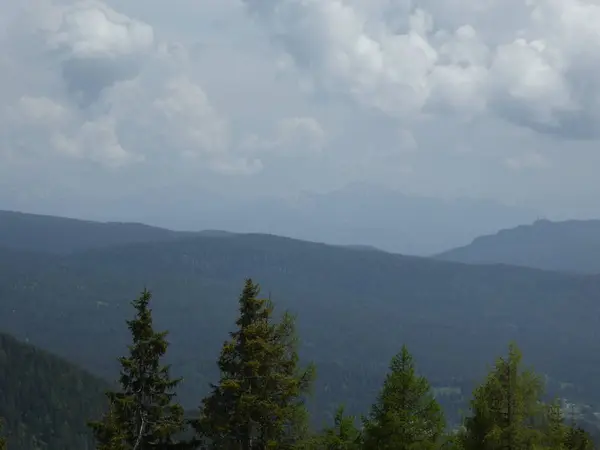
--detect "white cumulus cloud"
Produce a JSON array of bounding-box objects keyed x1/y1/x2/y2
[
  {"x1": 47, "y1": 0, "x2": 154, "y2": 58},
  {"x1": 242, "y1": 0, "x2": 600, "y2": 139},
  {"x1": 0, "y1": 0, "x2": 266, "y2": 173},
  {"x1": 2, "y1": 0, "x2": 600, "y2": 219},
  {"x1": 241, "y1": 117, "x2": 327, "y2": 156}
]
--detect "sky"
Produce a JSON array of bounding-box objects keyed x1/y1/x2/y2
[{"x1": 2, "y1": 0, "x2": 600, "y2": 228}]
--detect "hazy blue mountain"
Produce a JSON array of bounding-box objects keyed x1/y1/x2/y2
[
  {"x1": 436, "y1": 219, "x2": 600, "y2": 274},
  {"x1": 3, "y1": 183, "x2": 538, "y2": 255},
  {"x1": 165, "y1": 183, "x2": 539, "y2": 255}
]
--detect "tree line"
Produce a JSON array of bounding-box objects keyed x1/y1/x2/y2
[{"x1": 2, "y1": 278, "x2": 594, "y2": 449}]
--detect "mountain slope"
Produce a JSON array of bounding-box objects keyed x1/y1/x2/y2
[
  {"x1": 0, "y1": 331, "x2": 109, "y2": 450},
  {"x1": 1, "y1": 233, "x2": 600, "y2": 424},
  {"x1": 0, "y1": 209, "x2": 199, "y2": 254},
  {"x1": 436, "y1": 219, "x2": 600, "y2": 274}
]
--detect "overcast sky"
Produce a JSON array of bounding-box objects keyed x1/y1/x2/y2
[{"x1": 2, "y1": 0, "x2": 600, "y2": 222}]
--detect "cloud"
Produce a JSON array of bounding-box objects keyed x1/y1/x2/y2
[
  {"x1": 242, "y1": 0, "x2": 600, "y2": 139},
  {"x1": 48, "y1": 1, "x2": 154, "y2": 58},
  {"x1": 240, "y1": 116, "x2": 327, "y2": 155},
  {"x1": 52, "y1": 116, "x2": 140, "y2": 168},
  {"x1": 504, "y1": 151, "x2": 550, "y2": 171},
  {"x1": 2, "y1": 0, "x2": 600, "y2": 221},
  {"x1": 397, "y1": 128, "x2": 418, "y2": 153},
  {"x1": 27, "y1": 0, "x2": 155, "y2": 106},
  {"x1": 16, "y1": 96, "x2": 70, "y2": 125},
  {"x1": 153, "y1": 77, "x2": 231, "y2": 160},
  {"x1": 0, "y1": 0, "x2": 261, "y2": 173},
  {"x1": 2, "y1": 93, "x2": 139, "y2": 167}
]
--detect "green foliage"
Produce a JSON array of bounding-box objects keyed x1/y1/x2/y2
[
  {"x1": 362, "y1": 345, "x2": 446, "y2": 450},
  {"x1": 0, "y1": 332, "x2": 107, "y2": 450},
  {"x1": 310, "y1": 406, "x2": 362, "y2": 450},
  {"x1": 539, "y1": 400, "x2": 569, "y2": 449},
  {"x1": 89, "y1": 289, "x2": 187, "y2": 449},
  {"x1": 3, "y1": 272, "x2": 600, "y2": 449},
  {"x1": 457, "y1": 343, "x2": 564, "y2": 450},
  {"x1": 564, "y1": 426, "x2": 595, "y2": 450},
  {"x1": 194, "y1": 279, "x2": 315, "y2": 449}
]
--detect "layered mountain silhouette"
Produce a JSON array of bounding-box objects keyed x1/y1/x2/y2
[{"x1": 437, "y1": 219, "x2": 600, "y2": 274}]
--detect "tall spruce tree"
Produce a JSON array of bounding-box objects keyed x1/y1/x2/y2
[
  {"x1": 457, "y1": 343, "x2": 546, "y2": 450},
  {"x1": 89, "y1": 289, "x2": 187, "y2": 449},
  {"x1": 194, "y1": 278, "x2": 314, "y2": 449},
  {"x1": 362, "y1": 345, "x2": 446, "y2": 450}
]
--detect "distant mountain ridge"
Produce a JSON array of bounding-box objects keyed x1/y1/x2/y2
[
  {"x1": 185, "y1": 184, "x2": 539, "y2": 255},
  {"x1": 0, "y1": 209, "x2": 384, "y2": 255},
  {"x1": 6, "y1": 182, "x2": 539, "y2": 255},
  {"x1": 0, "y1": 210, "x2": 234, "y2": 254},
  {"x1": 436, "y1": 219, "x2": 600, "y2": 274}
]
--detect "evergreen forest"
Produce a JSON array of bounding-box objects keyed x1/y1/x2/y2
[{"x1": 3, "y1": 278, "x2": 591, "y2": 449}]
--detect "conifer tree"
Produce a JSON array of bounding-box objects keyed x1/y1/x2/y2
[
  {"x1": 194, "y1": 278, "x2": 314, "y2": 449},
  {"x1": 89, "y1": 289, "x2": 187, "y2": 449},
  {"x1": 559, "y1": 404, "x2": 595, "y2": 450},
  {"x1": 564, "y1": 426, "x2": 594, "y2": 450},
  {"x1": 362, "y1": 345, "x2": 446, "y2": 450},
  {"x1": 458, "y1": 343, "x2": 546, "y2": 450},
  {"x1": 540, "y1": 400, "x2": 568, "y2": 450},
  {"x1": 313, "y1": 406, "x2": 362, "y2": 450}
]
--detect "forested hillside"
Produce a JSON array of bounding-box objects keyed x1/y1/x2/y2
[
  {"x1": 0, "y1": 210, "x2": 196, "y2": 254},
  {"x1": 436, "y1": 219, "x2": 600, "y2": 274},
  {"x1": 0, "y1": 332, "x2": 108, "y2": 449},
  {"x1": 1, "y1": 230, "x2": 600, "y2": 428}
]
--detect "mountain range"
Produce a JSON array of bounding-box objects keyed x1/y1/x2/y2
[
  {"x1": 4, "y1": 182, "x2": 539, "y2": 255},
  {"x1": 2, "y1": 210, "x2": 600, "y2": 436}
]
